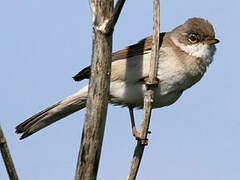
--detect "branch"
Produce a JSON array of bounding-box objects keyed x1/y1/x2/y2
[
  {"x1": 126, "y1": 0, "x2": 160, "y2": 180},
  {"x1": 74, "y1": 1, "x2": 126, "y2": 180},
  {"x1": 0, "y1": 126, "x2": 19, "y2": 180},
  {"x1": 104, "y1": 0, "x2": 126, "y2": 34},
  {"x1": 126, "y1": 91, "x2": 153, "y2": 180},
  {"x1": 95, "y1": 0, "x2": 126, "y2": 34},
  {"x1": 149, "y1": 0, "x2": 160, "y2": 83}
]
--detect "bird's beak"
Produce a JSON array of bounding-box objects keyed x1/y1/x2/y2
[{"x1": 206, "y1": 38, "x2": 220, "y2": 45}]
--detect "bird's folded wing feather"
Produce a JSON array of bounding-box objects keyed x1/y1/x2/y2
[{"x1": 73, "y1": 33, "x2": 167, "y2": 82}]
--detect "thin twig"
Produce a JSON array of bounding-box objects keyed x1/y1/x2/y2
[
  {"x1": 104, "y1": 0, "x2": 126, "y2": 34},
  {"x1": 126, "y1": 0, "x2": 160, "y2": 180},
  {"x1": 126, "y1": 91, "x2": 154, "y2": 180},
  {"x1": 0, "y1": 126, "x2": 19, "y2": 180},
  {"x1": 149, "y1": 0, "x2": 160, "y2": 82},
  {"x1": 95, "y1": 0, "x2": 126, "y2": 34}
]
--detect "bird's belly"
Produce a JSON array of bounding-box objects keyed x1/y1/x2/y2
[{"x1": 109, "y1": 80, "x2": 182, "y2": 108}]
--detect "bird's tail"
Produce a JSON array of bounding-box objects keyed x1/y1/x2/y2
[{"x1": 16, "y1": 86, "x2": 88, "y2": 139}]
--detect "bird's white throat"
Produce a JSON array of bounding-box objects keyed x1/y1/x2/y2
[{"x1": 173, "y1": 39, "x2": 216, "y2": 66}]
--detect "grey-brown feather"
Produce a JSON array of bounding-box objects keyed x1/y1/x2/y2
[
  {"x1": 16, "y1": 103, "x2": 59, "y2": 133},
  {"x1": 72, "y1": 33, "x2": 166, "y2": 82},
  {"x1": 16, "y1": 88, "x2": 88, "y2": 139}
]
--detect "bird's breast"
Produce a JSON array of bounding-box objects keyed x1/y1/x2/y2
[{"x1": 157, "y1": 52, "x2": 206, "y2": 95}]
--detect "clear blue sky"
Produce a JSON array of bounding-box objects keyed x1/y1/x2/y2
[{"x1": 0, "y1": 1, "x2": 239, "y2": 180}]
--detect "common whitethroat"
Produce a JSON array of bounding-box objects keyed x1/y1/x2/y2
[{"x1": 16, "y1": 17, "x2": 220, "y2": 140}]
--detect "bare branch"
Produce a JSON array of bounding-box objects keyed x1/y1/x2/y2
[
  {"x1": 75, "y1": 1, "x2": 126, "y2": 180},
  {"x1": 126, "y1": 91, "x2": 153, "y2": 180},
  {"x1": 104, "y1": 0, "x2": 126, "y2": 34},
  {"x1": 149, "y1": 0, "x2": 160, "y2": 83},
  {"x1": 95, "y1": 0, "x2": 126, "y2": 34},
  {"x1": 0, "y1": 126, "x2": 19, "y2": 180},
  {"x1": 88, "y1": 0, "x2": 96, "y2": 21},
  {"x1": 126, "y1": 0, "x2": 160, "y2": 180}
]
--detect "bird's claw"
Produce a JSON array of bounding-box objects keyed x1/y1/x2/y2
[
  {"x1": 133, "y1": 130, "x2": 149, "y2": 145},
  {"x1": 144, "y1": 77, "x2": 159, "y2": 86}
]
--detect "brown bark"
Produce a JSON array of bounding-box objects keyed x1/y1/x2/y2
[
  {"x1": 0, "y1": 126, "x2": 19, "y2": 180},
  {"x1": 127, "y1": 0, "x2": 160, "y2": 180},
  {"x1": 74, "y1": 1, "x2": 126, "y2": 180}
]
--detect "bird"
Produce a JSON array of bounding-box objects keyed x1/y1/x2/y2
[{"x1": 16, "y1": 17, "x2": 219, "y2": 140}]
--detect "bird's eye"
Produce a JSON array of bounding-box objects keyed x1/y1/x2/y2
[{"x1": 188, "y1": 34, "x2": 198, "y2": 43}]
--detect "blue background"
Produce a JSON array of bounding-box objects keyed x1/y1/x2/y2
[{"x1": 0, "y1": 0, "x2": 239, "y2": 180}]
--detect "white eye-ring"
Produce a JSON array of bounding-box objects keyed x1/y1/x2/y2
[{"x1": 188, "y1": 34, "x2": 198, "y2": 43}]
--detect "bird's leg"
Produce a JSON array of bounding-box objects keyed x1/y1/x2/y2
[
  {"x1": 128, "y1": 106, "x2": 141, "y2": 140},
  {"x1": 144, "y1": 77, "x2": 159, "y2": 86}
]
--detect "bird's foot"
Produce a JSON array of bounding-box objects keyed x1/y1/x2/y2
[
  {"x1": 132, "y1": 128, "x2": 149, "y2": 145},
  {"x1": 144, "y1": 77, "x2": 159, "y2": 86}
]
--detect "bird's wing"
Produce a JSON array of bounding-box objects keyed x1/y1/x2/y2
[{"x1": 72, "y1": 33, "x2": 166, "y2": 82}]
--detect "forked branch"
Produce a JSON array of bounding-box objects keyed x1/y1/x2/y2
[
  {"x1": 74, "y1": 1, "x2": 126, "y2": 180},
  {"x1": 91, "y1": 0, "x2": 126, "y2": 34}
]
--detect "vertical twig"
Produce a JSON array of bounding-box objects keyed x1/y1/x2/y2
[
  {"x1": 126, "y1": 0, "x2": 160, "y2": 180},
  {"x1": 0, "y1": 126, "x2": 19, "y2": 180},
  {"x1": 74, "y1": 1, "x2": 126, "y2": 180}
]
